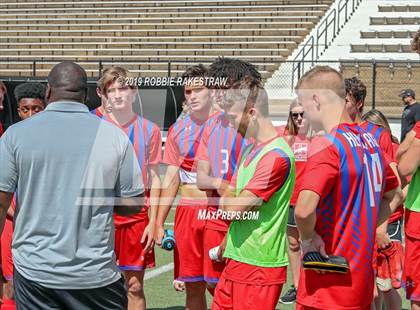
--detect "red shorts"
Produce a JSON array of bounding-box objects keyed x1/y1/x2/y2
[
  {"x1": 1, "y1": 218, "x2": 13, "y2": 280},
  {"x1": 203, "y1": 228, "x2": 226, "y2": 285},
  {"x1": 212, "y1": 272, "x2": 283, "y2": 310},
  {"x1": 296, "y1": 305, "x2": 370, "y2": 310},
  {"x1": 114, "y1": 219, "x2": 155, "y2": 271},
  {"x1": 404, "y1": 209, "x2": 420, "y2": 301},
  {"x1": 174, "y1": 199, "x2": 206, "y2": 282}
]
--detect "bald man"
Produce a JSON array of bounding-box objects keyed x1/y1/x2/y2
[
  {"x1": 294, "y1": 66, "x2": 401, "y2": 310},
  {"x1": 0, "y1": 61, "x2": 144, "y2": 309}
]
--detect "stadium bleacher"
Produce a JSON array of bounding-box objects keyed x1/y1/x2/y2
[{"x1": 0, "y1": 0, "x2": 334, "y2": 78}]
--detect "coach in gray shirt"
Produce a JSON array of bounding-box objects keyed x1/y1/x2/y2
[{"x1": 0, "y1": 62, "x2": 144, "y2": 309}]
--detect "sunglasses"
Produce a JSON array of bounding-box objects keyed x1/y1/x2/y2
[{"x1": 292, "y1": 112, "x2": 304, "y2": 119}]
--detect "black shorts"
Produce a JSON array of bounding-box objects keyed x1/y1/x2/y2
[
  {"x1": 14, "y1": 270, "x2": 128, "y2": 310},
  {"x1": 387, "y1": 219, "x2": 403, "y2": 242},
  {"x1": 287, "y1": 206, "x2": 296, "y2": 228}
]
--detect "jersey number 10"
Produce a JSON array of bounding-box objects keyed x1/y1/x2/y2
[{"x1": 363, "y1": 152, "x2": 383, "y2": 208}]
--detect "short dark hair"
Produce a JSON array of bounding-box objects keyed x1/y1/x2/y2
[
  {"x1": 14, "y1": 82, "x2": 46, "y2": 105},
  {"x1": 181, "y1": 64, "x2": 208, "y2": 79},
  {"x1": 345, "y1": 77, "x2": 367, "y2": 107},
  {"x1": 208, "y1": 57, "x2": 262, "y2": 87},
  {"x1": 226, "y1": 76, "x2": 269, "y2": 117}
]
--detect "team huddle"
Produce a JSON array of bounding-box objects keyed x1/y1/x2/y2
[{"x1": 0, "y1": 58, "x2": 419, "y2": 310}]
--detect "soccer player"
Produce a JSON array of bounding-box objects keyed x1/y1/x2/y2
[
  {"x1": 196, "y1": 58, "x2": 260, "y2": 292},
  {"x1": 398, "y1": 121, "x2": 420, "y2": 310},
  {"x1": 344, "y1": 77, "x2": 403, "y2": 306},
  {"x1": 294, "y1": 66, "x2": 401, "y2": 310},
  {"x1": 211, "y1": 77, "x2": 295, "y2": 310},
  {"x1": 0, "y1": 82, "x2": 47, "y2": 310},
  {"x1": 155, "y1": 64, "x2": 215, "y2": 310},
  {"x1": 278, "y1": 99, "x2": 313, "y2": 304},
  {"x1": 91, "y1": 68, "x2": 113, "y2": 118},
  {"x1": 97, "y1": 67, "x2": 161, "y2": 310},
  {"x1": 362, "y1": 109, "x2": 404, "y2": 310}
]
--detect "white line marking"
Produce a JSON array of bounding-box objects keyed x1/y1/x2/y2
[{"x1": 144, "y1": 263, "x2": 174, "y2": 280}]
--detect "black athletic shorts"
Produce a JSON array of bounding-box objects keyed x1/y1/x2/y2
[{"x1": 14, "y1": 270, "x2": 128, "y2": 310}]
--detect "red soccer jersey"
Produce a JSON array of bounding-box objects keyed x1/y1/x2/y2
[
  {"x1": 197, "y1": 112, "x2": 248, "y2": 231},
  {"x1": 163, "y1": 113, "x2": 215, "y2": 182},
  {"x1": 90, "y1": 107, "x2": 104, "y2": 118},
  {"x1": 414, "y1": 120, "x2": 420, "y2": 138},
  {"x1": 297, "y1": 123, "x2": 399, "y2": 309},
  {"x1": 104, "y1": 115, "x2": 162, "y2": 226},
  {"x1": 276, "y1": 125, "x2": 311, "y2": 206},
  {"x1": 360, "y1": 120, "x2": 395, "y2": 160}
]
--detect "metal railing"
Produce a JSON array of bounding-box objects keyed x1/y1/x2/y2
[{"x1": 292, "y1": 0, "x2": 363, "y2": 89}]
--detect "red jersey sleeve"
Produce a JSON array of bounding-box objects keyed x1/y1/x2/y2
[
  {"x1": 384, "y1": 163, "x2": 399, "y2": 193},
  {"x1": 196, "y1": 124, "x2": 210, "y2": 162},
  {"x1": 299, "y1": 136, "x2": 340, "y2": 198},
  {"x1": 414, "y1": 121, "x2": 420, "y2": 138},
  {"x1": 0, "y1": 122, "x2": 3, "y2": 137},
  {"x1": 378, "y1": 130, "x2": 395, "y2": 161},
  {"x1": 148, "y1": 125, "x2": 162, "y2": 166},
  {"x1": 162, "y1": 126, "x2": 181, "y2": 167},
  {"x1": 243, "y1": 151, "x2": 291, "y2": 202}
]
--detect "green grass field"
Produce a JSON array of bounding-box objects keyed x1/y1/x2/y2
[{"x1": 144, "y1": 207, "x2": 411, "y2": 309}]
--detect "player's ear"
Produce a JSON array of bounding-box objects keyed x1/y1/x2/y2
[
  {"x1": 248, "y1": 107, "x2": 257, "y2": 121},
  {"x1": 45, "y1": 84, "x2": 52, "y2": 103},
  {"x1": 312, "y1": 93, "x2": 321, "y2": 110}
]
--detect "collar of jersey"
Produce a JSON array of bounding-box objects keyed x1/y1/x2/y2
[{"x1": 45, "y1": 101, "x2": 89, "y2": 113}]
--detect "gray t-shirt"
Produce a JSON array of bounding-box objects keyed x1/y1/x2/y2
[{"x1": 0, "y1": 101, "x2": 144, "y2": 289}]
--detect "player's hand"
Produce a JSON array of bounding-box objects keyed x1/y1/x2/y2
[
  {"x1": 376, "y1": 227, "x2": 392, "y2": 249},
  {"x1": 141, "y1": 223, "x2": 155, "y2": 253},
  {"x1": 300, "y1": 232, "x2": 328, "y2": 258},
  {"x1": 154, "y1": 225, "x2": 165, "y2": 247},
  {"x1": 217, "y1": 237, "x2": 227, "y2": 261},
  {"x1": 216, "y1": 180, "x2": 232, "y2": 197},
  {"x1": 173, "y1": 280, "x2": 185, "y2": 292}
]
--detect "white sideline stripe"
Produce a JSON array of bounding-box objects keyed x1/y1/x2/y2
[
  {"x1": 144, "y1": 263, "x2": 174, "y2": 280},
  {"x1": 165, "y1": 222, "x2": 174, "y2": 226}
]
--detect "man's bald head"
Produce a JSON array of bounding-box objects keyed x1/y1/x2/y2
[{"x1": 47, "y1": 61, "x2": 87, "y2": 103}]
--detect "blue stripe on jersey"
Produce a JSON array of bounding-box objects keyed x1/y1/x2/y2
[
  {"x1": 137, "y1": 118, "x2": 145, "y2": 167},
  {"x1": 221, "y1": 126, "x2": 230, "y2": 180},
  {"x1": 271, "y1": 148, "x2": 291, "y2": 185},
  {"x1": 188, "y1": 119, "x2": 196, "y2": 158},
  {"x1": 214, "y1": 125, "x2": 222, "y2": 178},
  {"x1": 179, "y1": 117, "x2": 188, "y2": 157},
  {"x1": 145, "y1": 118, "x2": 153, "y2": 166}
]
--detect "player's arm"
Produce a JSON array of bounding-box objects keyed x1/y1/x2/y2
[
  {"x1": 155, "y1": 164, "x2": 180, "y2": 245},
  {"x1": 0, "y1": 191, "x2": 12, "y2": 235},
  {"x1": 141, "y1": 164, "x2": 161, "y2": 252},
  {"x1": 221, "y1": 151, "x2": 290, "y2": 215},
  {"x1": 220, "y1": 189, "x2": 261, "y2": 213},
  {"x1": 398, "y1": 135, "x2": 420, "y2": 177},
  {"x1": 114, "y1": 140, "x2": 145, "y2": 216},
  {"x1": 197, "y1": 160, "x2": 229, "y2": 195},
  {"x1": 396, "y1": 129, "x2": 415, "y2": 161}
]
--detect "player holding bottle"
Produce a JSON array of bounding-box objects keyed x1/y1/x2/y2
[{"x1": 155, "y1": 64, "x2": 216, "y2": 310}]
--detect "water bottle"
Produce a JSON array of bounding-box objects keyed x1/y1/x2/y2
[{"x1": 161, "y1": 229, "x2": 176, "y2": 251}]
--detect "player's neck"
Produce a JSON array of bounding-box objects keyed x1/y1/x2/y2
[
  {"x1": 109, "y1": 108, "x2": 137, "y2": 127},
  {"x1": 254, "y1": 119, "x2": 278, "y2": 144},
  {"x1": 191, "y1": 105, "x2": 213, "y2": 122},
  {"x1": 322, "y1": 108, "x2": 353, "y2": 133},
  {"x1": 354, "y1": 113, "x2": 362, "y2": 124}
]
